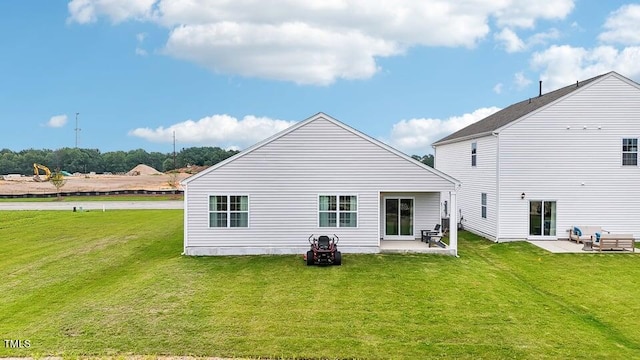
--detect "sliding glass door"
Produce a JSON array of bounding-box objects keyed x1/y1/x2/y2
[
  {"x1": 529, "y1": 200, "x2": 557, "y2": 237},
  {"x1": 385, "y1": 198, "x2": 414, "y2": 239}
]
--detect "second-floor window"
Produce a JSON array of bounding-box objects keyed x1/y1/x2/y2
[{"x1": 471, "y1": 142, "x2": 477, "y2": 167}]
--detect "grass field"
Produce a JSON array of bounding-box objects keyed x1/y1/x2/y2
[{"x1": 1, "y1": 211, "x2": 639, "y2": 359}]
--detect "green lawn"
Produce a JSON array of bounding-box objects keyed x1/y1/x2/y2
[{"x1": 1, "y1": 211, "x2": 639, "y2": 359}]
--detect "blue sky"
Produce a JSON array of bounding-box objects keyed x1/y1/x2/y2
[{"x1": 2, "y1": 1, "x2": 640, "y2": 155}]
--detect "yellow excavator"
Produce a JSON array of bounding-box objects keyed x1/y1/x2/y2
[{"x1": 33, "y1": 163, "x2": 52, "y2": 182}]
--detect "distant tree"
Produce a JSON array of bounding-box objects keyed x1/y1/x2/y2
[
  {"x1": 125, "y1": 148, "x2": 149, "y2": 171},
  {"x1": 162, "y1": 158, "x2": 175, "y2": 172},
  {"x1": 50, "y1": 170, "x2": 67, "y2": 200},
  {"x1": 411, "y1": 154, "x2": 434, "y2": 168},
  {"x1": 102, "y1": 151, "x2": 128, "y2": 173}
]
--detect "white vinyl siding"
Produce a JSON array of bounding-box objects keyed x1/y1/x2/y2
[
  {"x1": 622, "y1": 138, "x2": 638, "y2": 166},
  {"x1": 435, "y1": 136, "x2": 498, "y2": 240},
  {"x1": 184, "y1": 116, "x2": 456, "y2": 253},
  {"x1": 319, "y1": 195, "x2": 357, "y2": 228},
  {"x1": 497, "y1": 74, "x2": 640, "y2": 240}
]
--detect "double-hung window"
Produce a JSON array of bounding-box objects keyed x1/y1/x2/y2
[
  {"x1": 471, "y1": 142, "x2": 477, "y2": 167},
  {"x1": 622, "y1": 138, "x2": 638, "y2": 166},
  {"x1": 481, "y1": 193, "x2": 487, "y2": 219},
  {"x1": 319, "y1": 195, "x2": 357, "y2": 228},
  {"x1": 209, "y1": 195, "x2": 249, "y2": 228}
]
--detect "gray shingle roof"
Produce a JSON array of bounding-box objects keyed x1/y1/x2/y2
[{"x1": 433, "y1": 72, "x2": 612, "y2": 145}]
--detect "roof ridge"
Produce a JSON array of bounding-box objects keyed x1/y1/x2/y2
[{"x1": 433, "y1": 71, "x2": 616, "y2": 146}]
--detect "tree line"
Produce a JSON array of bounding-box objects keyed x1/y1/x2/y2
[
  {"x1": 411, "y1": 154, "x2": 434, "y2": 167},
  {"x1": 0, "y1": 147, "x2": 239, "y2": 175}
]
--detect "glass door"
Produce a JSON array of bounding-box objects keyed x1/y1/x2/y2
[
  {"x1": 529, "y1": 200, "x2": 556, "y2": 237},
  {"x1": 385, "y1": 198, "x2": 414, "y2": 238}
]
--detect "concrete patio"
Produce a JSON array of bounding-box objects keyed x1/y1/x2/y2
[
  {"x1": 379, "y1": 240, "x2": 454, "y2": 255},
  {"x1": 527, "y1": 239, "x2": 636, "y2": 254}
]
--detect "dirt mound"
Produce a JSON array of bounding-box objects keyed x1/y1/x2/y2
[
  {"x1": 127, "y1": 164, "x2": 163, "y2": 176},
  {"x1": 174, "y1": 165, "x2": 209, "y2": 174}
]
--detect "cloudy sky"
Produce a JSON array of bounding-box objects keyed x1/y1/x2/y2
[{"x1": 2, "y1": 1, "x2": 639, "y2": 155}]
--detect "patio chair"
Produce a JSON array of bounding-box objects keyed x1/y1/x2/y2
[{"x1": 421, "y1": 224, "x2": 446, "y2": 247}]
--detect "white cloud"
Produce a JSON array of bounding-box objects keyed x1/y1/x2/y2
[
  {"x1": 599, "y1": 4, "x2": 640, "y2": 45},
  {"x1": 129, "y1": 114, "x2": 296, "y2": 149},
  {"x1": 135, "y1": 32, "x2": 148, "y2": 56},
  {"x1": 388, "y1": 107, "x2": 501, "y2": 154},
  {"x1": 493, "y1": 83, "x2": 503, "y2": 94},
  {"x1": 495, "y1": 28, "x2": 559, "y2": 53},
  {"x1": 495, "y1": 28, "x2": 525, "y2": 53},
  {"x1": 514, "y1": 72, "x2": 532, "y2": 89},
  {"x1": 528, "y1": 28, "x2": 560, "y2": 46},
  {"x1": 67, "y1": 0, "x2": 577, "y2": 85},
  {"x1": 164, "y1": 22, "x2": 398, "y2": 85},
  {"x1": 47, "y1": 115, "x2": 68, "y2": 128},
  {"x1": 492, "y1": 0, "x2": 574, "y2": 28},
  {"x1": 67, "y1": 0, "x2": 156, "y2": 24},
  {"x1": 531, "y1": 45, "x2": 640, "y2": 90}
]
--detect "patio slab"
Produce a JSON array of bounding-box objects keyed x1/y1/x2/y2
[
  {"x1": 528, "y1": 239, "x2": 636, "y2": 254},
  {"x1": 379, "y1": 240, "x2": 454, "y2": 255}
]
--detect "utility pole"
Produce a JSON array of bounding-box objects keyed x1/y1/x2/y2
[
  {"x1": 173, "y1": 131, "x2": 177, "y2": 169},
  {"x1": 75, "y1": 112, "x2": 81, "y2": 148}
]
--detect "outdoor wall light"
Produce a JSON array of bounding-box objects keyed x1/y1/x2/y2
[{"x1": 521, "y1": 192, "x2": 526, "y2": 200}]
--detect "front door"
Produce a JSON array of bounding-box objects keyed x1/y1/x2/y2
[
  {"x1": 385, "y1": 198, "x2": 414, "y2": 239},
  {"x1": 529, "y1": 200, "x2": 557, "y2": 237}
]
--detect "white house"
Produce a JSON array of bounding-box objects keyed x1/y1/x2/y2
[
  {"x1": 182, "y1": 113, "x2": 460, "y2": 256},
  {"x1": 433, "y1": 71, "x2": 640, "y2": 241}
]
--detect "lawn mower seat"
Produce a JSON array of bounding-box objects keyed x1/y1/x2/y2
[{"x1": 318, "y1": 235, "x2": 331, "y2": 250}]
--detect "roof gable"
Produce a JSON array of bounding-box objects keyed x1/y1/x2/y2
[
  {"x1": 182, "y1": 112, "x2": 459, "y2": 185},
  {"x1": 432, "y1": 72, "x2": 626, "y2": 146}
]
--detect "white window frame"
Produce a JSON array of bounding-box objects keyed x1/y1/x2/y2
[
  {"x1": 318, "y1": 195, "x2": 358, "y2": 228},
  {"x1": 481, "y1": 193, "x2": 487, "y2": 219},
  {"x1": 471, "y1": 142, "x2": 477, "y2": 167},
  {"x1": 622, "y1": 138, "x2": 638, "y2": 166},
  {"x1": 209, "y1": 194, "x2": 249, "y2": 228}
]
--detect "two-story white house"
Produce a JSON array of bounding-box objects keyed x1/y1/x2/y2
[{"x1": 433, "y1": 71, "x2": 640, "y2": 241}]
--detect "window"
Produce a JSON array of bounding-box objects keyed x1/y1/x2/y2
[
  {"x1": 209, "y1": 195, "x2": 248, "y2": 228},
  {"x1": 481, "y1": 193, "x2": 487, "y2": 219},
  {"x1": 471, "y1": 142, "x2": 477, "y2": 167},
  {"x1": 622, "y1": 138, "x2": 638, "y2": 166},
  {"x1": 319, "y1": 195, "x2": 357, "y2": 228}
]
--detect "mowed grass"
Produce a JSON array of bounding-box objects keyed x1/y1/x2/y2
[{"x1": 1, "y1": 211, "x2": 640, "y2": 359}]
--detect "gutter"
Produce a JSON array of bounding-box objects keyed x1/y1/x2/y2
[{"x1": 432, "y1": 131, "x2": 495, "y2": 147}]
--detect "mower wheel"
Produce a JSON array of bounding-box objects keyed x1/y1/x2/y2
[
  {"x1": 334, "y1": 251, "x2": 342, "y2": 265},
  {"x1": 306, "y1": 251, "x2": 315, "y2": 266}
]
